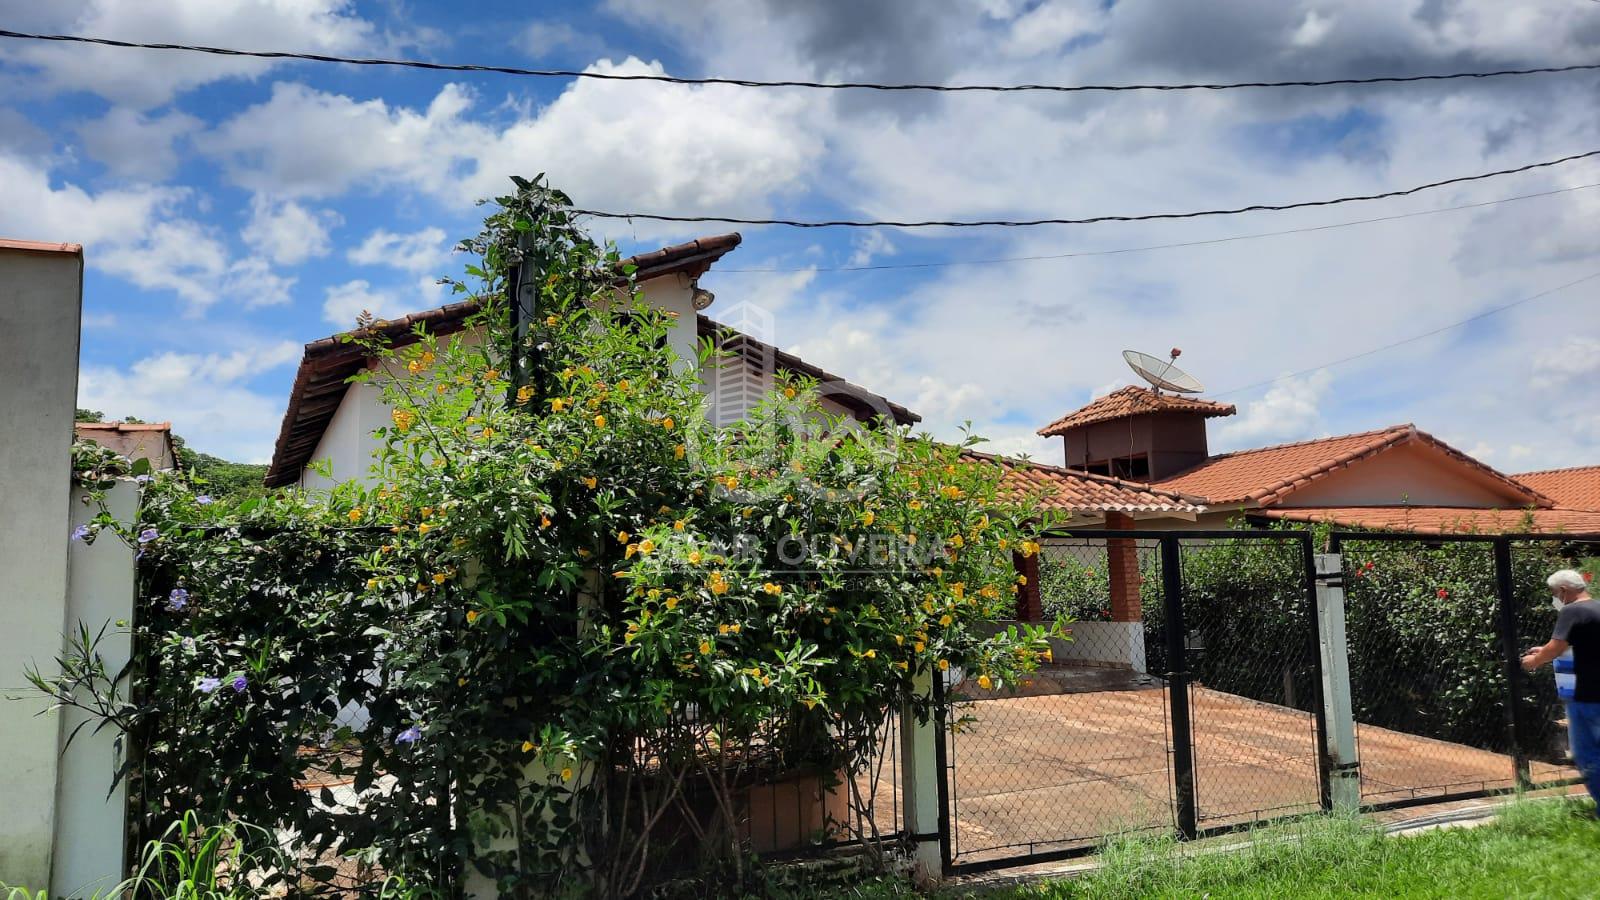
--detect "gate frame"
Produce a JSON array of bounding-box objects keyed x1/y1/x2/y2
[{"x1": 936, "y1": 527, "x2": 1328, "y2": 876}]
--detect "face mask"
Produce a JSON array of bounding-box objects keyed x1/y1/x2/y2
[{"x1": 1553, "y1": 596, "x2": 1568, "y2": 611}]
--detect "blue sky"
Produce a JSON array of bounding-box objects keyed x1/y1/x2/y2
[{"x1": 3, "y1": 0, "x2": 1599, "y2": 470}]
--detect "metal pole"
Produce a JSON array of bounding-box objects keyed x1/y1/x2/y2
[
  {"x1": 509, "y1": 231, "x2": 540, "y2": 403},
  {"x1": 1314, "y1": 552, "x2": 1362, "y2": 810},
  {"x1": 1161, "y1": 535, "x2": 1198, "y2": 840},
  {"x1": 1302, "y1": 536, "x2": 1332, "y2": 811},
  {"x1": 1493, "y1": 537, "x2": 1532, "y2": 789},
  {"x1": 932, "y1": 672, "x2": 953, "y2": 874}
]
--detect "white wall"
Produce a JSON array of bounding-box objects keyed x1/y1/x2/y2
[
  {"x1": 52, "y1": 482, "x2": 137, "y2": 897},
  {"x1": 0, "y1": 245, "x2": 82, "y2": 888},
  {"x1": 300, "y1": 380, "x2": 385, "y2": 490}
]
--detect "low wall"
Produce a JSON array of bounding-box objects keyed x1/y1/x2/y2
[{"x1": 1051, "y1": 621, "x2": 1147, "y2": 672}]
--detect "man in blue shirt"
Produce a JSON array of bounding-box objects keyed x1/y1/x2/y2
[{"x1": 1523, "y1": 569, "x2": 1599, "y2": 810}]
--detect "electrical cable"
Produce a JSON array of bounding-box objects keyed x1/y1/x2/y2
[{"x1": 3, "y1": 28, "x2": 1600, "y2": 95}]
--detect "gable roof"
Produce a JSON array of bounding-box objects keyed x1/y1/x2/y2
[
  {"x1": 75, "y1": 421, "x2": 178, "y2": 469},
  {"x1": 0, "y1": 237, "x2": 83, "y2": 255},
  {"x1": 1150, "y1": 424, "x2": 1553, "y2": 508},
  {"x1": 962, "y1": 449, "x2": 1205, "y2": 516},
  {"x1": 1258, "y1": 506, "x2": 1600, "y2": 536},
  {"x1": 1515, "y1": 465, "x2": 1600, "y2": 511},
  {"x1": 1038, "y1": 385, "x2": 1236, "y2": 437},
  {"x1": 264, "y1": 232, "x2": 917, "y2": 487}
]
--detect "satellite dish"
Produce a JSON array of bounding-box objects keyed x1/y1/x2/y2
[{"x1": 1123, "y1": 349, "x2": 1205, "y2": 394}]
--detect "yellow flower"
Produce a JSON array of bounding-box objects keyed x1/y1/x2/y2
[
  {"x1": 938, "y1": 659, "x2": 950, "y2": 671},
  {"x1": 522, "y1": 740, "x2": 535, "y2": 753},
  {"x1": 617, "y1": 530, "x2": 631, "y2": 544},
  {"x1": 366, "y1": 578, "x2": 378, "y2": 590},
  {"x1": 914, "y1": 641, "x2": 926, "y2": 653},
  {"x1": 952, "y1": 582, "x2": 966, "y2": 600},
  {"x1": 391, "y1": 409, "x2": 416, "y2": 433},
  {"x1": 741, "y1": 507, "x2": 754, "y2": 518},
  {"x1": 560, "y1": 766, "x2": 574, "y2": 781},
  {"x1": 516, "y1": 385, "x2": 534, "y2": 404},
  {"x1": 894, "y1": 634, "x2": 904, "y2": 646},
  {"x1": 420, "y1": 506, "x2": 434, "y2": 518},
  {"x1": 977, "y1": 674, "x2": 994, "y2": 691},
  {"x1": 561, "y1": 366, "x2": 575, "y2": 380},
  {"x1": 432, "y1": 572, "x2": 448, "y2": 585},
  {"x1": 906, "y1": 533, "x2": 917, "y2": 545},
  {"x1": 909, "y1": 499, "x2": 923, "y2": 510},
  {"x1": 485, "y1": 368, "x2": 500, "y2": 380},
  {"x1": 894, "y1": 661, "x2": 909, "y2": 672},
  {"x1": 582, "y1": 476, "x2": 598, "y2": 490},
  {"x1": 783, "y1": 386, "x2": 797, "y2": 399},
  {"x1": 950, "y1": 534, "x2": 965, "y2": 549},
  {"x1": 729, "y1": 623, "x2": 741, "y2": 634},
  {"x1": 718, "y1": 623, "x2": 731, "y2": 635},
  {"x1": 674, "y1": 444, "x2": 686, "y2": 460},
  {"x1": 939, "y1": 614, "x2": 953, "y2": 627},
  {"x1": 1020, "y1": 540, "x2": 1041, "y2": 557},
  {"x1": 709, "y1": 572, "x2": 729, "y2": 595},
  {"x1": 802, "y1": 697, "x2": 818, "y2": 710},
  {"x1": 699, "y1": 640, "x2": 712, "y2": 655},
  {"x1": 545, "y1": 315, "x2": 559, "y2": 327},
  {"x1": 466, "y1": 610, "x2": 479, "y2": 624},
  {"x1": 637, "y1": 539, "x2": 656, "y2": 554},
  {"x1": 417, "y1": 522, "x2": 433, "y2": 535},
  {"x1": 864, "y1": 648, "x2": 876, "y2": 659},
  {"x1": 348, "y1": 507, "x2": 363, "y2": 522},
  {"x1": 593, "y1": 414, "x2": 606, "y2": 428},
  {"x1": 941, "y1": 485, "x2": 965, "y2": 500},
  {"x1": 861, "y1": 510, "x2": 875, "y2": 526},
  {"x1": 661, "y1": 416, "x2": 674, "y2": 430},
  {"x1": 625, "y1": 543, "x2": 638, "y2": 559},
  {"x1": 673, "y1": 519, "x2": 686, "y2": 531},
  {"x1": 577, "y1": 548, "x2": 591, "y2": 558},
  {"x1": 688, "y1": 550, "x2": 703, "y2": 565},
  {"x1": 665, "y1": 596, "x2": 680, "y2": 610},
  {"x1": 763, "y1": 582, "x2": 782, "y2": 596},
  {"x1": 458, "y1": 677, "x2": 467, "y2": 686},
  {"x1": 550, "y1": 398, "x2": 566, "y2": 412},
  {"x1": 540, "y1": 515, "x2": 552, "y2": 529}
]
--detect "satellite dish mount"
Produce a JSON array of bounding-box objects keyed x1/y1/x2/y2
[{"x1": 1123, "y1": 348, "x2": 1205, "y2": 395}]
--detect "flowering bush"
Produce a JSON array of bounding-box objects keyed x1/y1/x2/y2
[{"x1": 37, "y1": 178, "x2": 1059, "y2": 896}]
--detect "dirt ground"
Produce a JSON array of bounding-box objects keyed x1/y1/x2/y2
[{"x1": 938, "y1": 673, "x2": 1579, "y2": 866}]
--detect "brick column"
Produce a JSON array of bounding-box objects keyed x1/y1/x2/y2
[
  {"x1": 1105, "y1": 512, "x2": 1142, "y2": 623},
  {"x1": 1013, "y1": 550, "x2": 1041, "y2": 623}
]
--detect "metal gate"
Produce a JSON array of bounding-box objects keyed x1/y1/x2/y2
[
  {"x1": 936, "y1": 528, "x2": 1325, "y2": 874},
  {"x1": 936, "y1": 526, "x2": 1598, "y2": 876}
]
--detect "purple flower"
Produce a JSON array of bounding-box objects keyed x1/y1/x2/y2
[
  {"x1": 167, "y1": 588, "x2": 189, "y2": 611},
  {"x1": 231, "y1": 675, "x2": 248, "y2": 694},
  {"x1": 395, "y1": 725, "x2": 421, "y2": 745},
  {"x1": 195, "y1": 495, "x2": 214, "y2": 505},
  {"x1": 198, "y1": 677, "x2": 222, "y2": 694},
  {"x1": 137, "y1": 528, "x2": 159, "y2": 544},
  {"x1": 70, "y1": 524, "x2": 91, "y2": 542},
  {"x1": 181, "y1": 637, "x2": 196, "y2": 652}
]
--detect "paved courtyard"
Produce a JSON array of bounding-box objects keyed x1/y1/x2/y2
[{"x1": 942, "y1": 673, "x2": 1578, "y2": 866}]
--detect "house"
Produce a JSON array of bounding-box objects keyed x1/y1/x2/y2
[
  {"x1": 74, "y1": 421, "x2": 178, "y2": 471},
  {"x1": 264, "y1": 234, "x2": 1199, "y2": 543},
  {"x1": 1038, "y1": 385, "x2": 1600, "y2": 535}
]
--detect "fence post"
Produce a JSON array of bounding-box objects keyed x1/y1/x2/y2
[
  {"x1": 899, "y1": 668, "x2": 945, "y2": 880},
  {"x1": 1159, "y1": 535, "x2": 1197, "y2": 839},
  {"x1": 1313, "y1": 552, "x2": 1361, "y2": 811},
  {"x1": 1493, "y1": 538, "x2": 1532, "y2": 790}
]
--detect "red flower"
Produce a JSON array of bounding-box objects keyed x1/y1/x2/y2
[
  {"x1": 1585, "y1": 572, "x2": 1594, "y2": 583},
  {"x1": 1437, "y1": 588, "x2": 1449, "y2": 599}
]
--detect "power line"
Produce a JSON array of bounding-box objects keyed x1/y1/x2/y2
[
  {"x1": 578, "y1": 148, "x2": 1600, "y2": 229},
  {"x1": 3, "y1": 28, "x2": 1600, "y2": 94},
  {"x1": 1212, "y1": 269, "x2": 1600, "y2": 398},
  {"x1": 717, "y1": 181, "x2": 1600, "y2": 273}
]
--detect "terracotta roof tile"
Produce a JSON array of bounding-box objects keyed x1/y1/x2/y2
[
  {"x1": 962, "y1": 449, "x2": 1205, "y2": 515},
  {"x1": 0, "y1": 237, "x2": 83, "y2": 254},
  {"x1": 1259, "y1": 506, "x2": 1600, "y2": 536},
  {"x1": 75, "y1": 421, "x2": 172, "y2": 432},
  {"x1": 1151, "y1": 425, "x2": 1553, "y2": 508},
  {"x1": 1515, "y1": 465, "x2": 1600, "y2": 512},
  {"x1": 1038, "y1": 385, "x2": 1235, "y2": 436}
]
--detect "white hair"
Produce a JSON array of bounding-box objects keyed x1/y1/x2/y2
[{"x1": 1548, "y1": 569, "x2": 1589, "y2": 592}]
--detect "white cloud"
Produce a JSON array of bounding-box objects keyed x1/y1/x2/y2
[
  {"x1": 1217, "y1": 371, "x2": 1334, "y2": 448},
  {"x1": 322, "y1": 279, "x2": 409, "y2": 326},
  {"x1": 847, "y1": 231, "x2": 896, "y2": 268},
  {"x1": 77, "y1": 340, "x2": 301, "y2": 462},
  {"x1": 1290, "y1": 11, "x2": 1334, "y2": 48},
  {"x1": 74, "y1": 107, "x2": 201, "y2": 180},
  {"x1": 243, "y1": 197, "x2": 340, "y2": 266},
  {"x1": 97, "y1": 221, "x2": 294, "y2": 313},
  {"x1": 1530, "y1": 335, "x2": 1600, "y2": 389},
  {"x1": 0, "y1": 153, "x2": 182, "y2": 248},
  {"x1": 5, "y1": 0, "x2": 378, "y2": 107},
  {"x1": 347, "y1": 227, "x2": 452, "y2": 275},
  {"x1": 202, "y1": 59, "x2": 825, "y2": 235}
]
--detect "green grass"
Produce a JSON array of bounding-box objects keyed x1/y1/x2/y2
[{"x1": 812, "y1": 798, "x2": 1600, "y2": 900}]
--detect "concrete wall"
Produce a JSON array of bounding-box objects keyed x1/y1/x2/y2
[
  {"x1": 300, "y1": 379, "x2": 385, "y2": 490},
  {"x1": 1278, "y1": 440, "x2": 1525, "y2": 508},
  {"x1": 1049, "y1": 622, "x2": 1147, "y2": 672},
  {"x1": 52, "y1": 482, "x2": 137, "y2": 897},
  {"x1": 0, "y1": 244, "x2": 82, "y2": 887}
]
